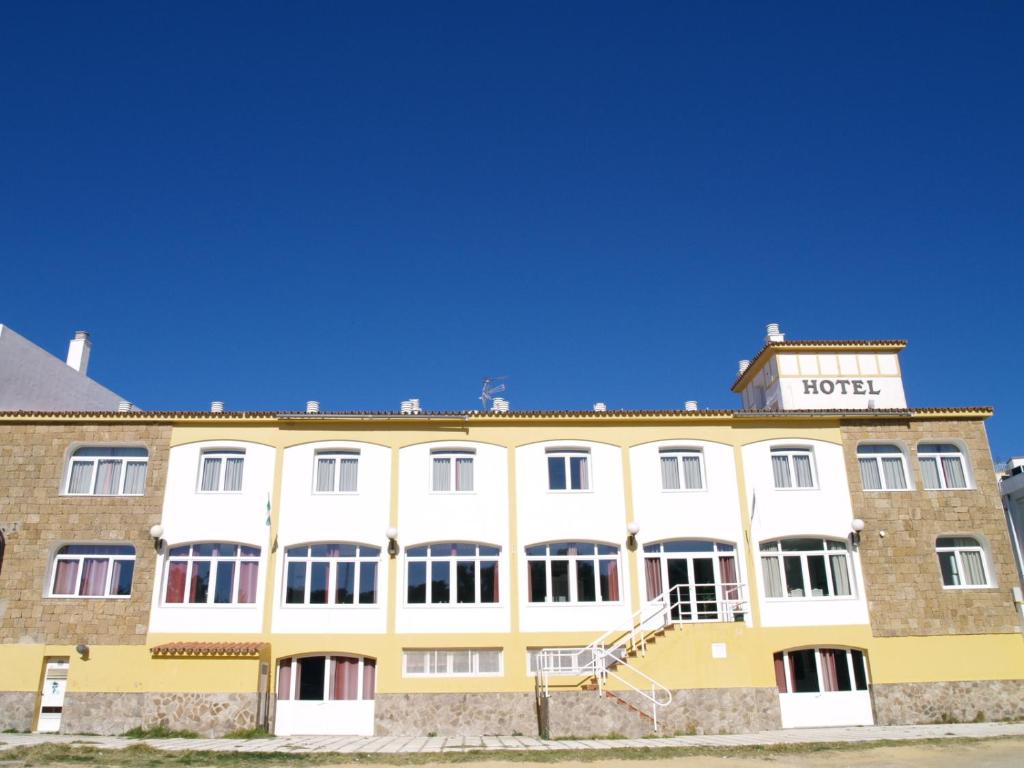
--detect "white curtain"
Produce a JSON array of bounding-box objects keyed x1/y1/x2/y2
[
  {"x1": 830, "y1": 554, "x2": 851, "y2": 595},
  {"x1": 960, "y1": 550, "x2": 987, "y2": 585},
  {"x1": 762, "y1": 557, "x2": 784, "y2": 597},
  {"x1": 859, "y1": 458, "x2": 881, "y2": 490},
  {"x1": 920, "y1": 458, "x2": 941, "y2": 489},
  {"x1": 455, "y1": 458, "x2": 473, "y2": 491},
  {"x1": 224, "y1": 457, "x2": 244, "y2": 491},
  {"x1": 681, "y1": 456, "x2": 702, "y2": 489},
  {"x1": 68, "y1": 462, "x2": 94, "y2": 494},
  {"x1": 771, "y1": 455, "x2": 791, "y2": 488},
  {"x1": 942, "y1": 457, "x2": 967, "y2": 489},
  {"x1": 316, "y1": 458, "x2": 335, "y2": 492},
  {"x1": 881, "y1": 457, "x2": 907, "y2": 489},
  {"x1": 660, "y1": 456, "x2": 680, "y2": 489},
  {"x1": 95, "y1": 459, "x2": 121, "y2": 494},
  {"x1": 432, "y1": 458, "x2": 451, "y2": 491},
  {"x1": 339, "y1": 458, "x2": 358, "y2": 492},
  {"x1": 576, "y1": 456, "x2": 589, "y2": 489},
  {"x1": 123, "y1": 462, "x2": 147, "y2": 494},
  {"x1": 201, "y1": 457, "x2": 221, "y2": 491},
  {"x1": 793, "y1": 455, "x2": 813, "y2": 487}
]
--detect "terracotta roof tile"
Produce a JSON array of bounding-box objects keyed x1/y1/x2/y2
[{"x1": 150, "y1": 641, "x2": 267, "y2": 657}]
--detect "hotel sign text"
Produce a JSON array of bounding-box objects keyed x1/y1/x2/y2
[{"x1": 802, "y1": 379, "x2": 883, "y2": 396}]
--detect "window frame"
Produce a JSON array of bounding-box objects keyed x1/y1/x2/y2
[
  {"x1": 282, "y1": 542, "x2": 380, "y2": 606},
  {"x1": 404, "y1": 542, "x2": 501, "y2": 606},
  {"x1": 759, "y1": 538, "x2": 855, "y2": 601},
  {"x1": 63, "y1": 446, "x2": 149, "y2": 497},
  {"x1": 525, "y1": 541, "x2": 622, "y2": 605},
  {"x1": 196, "y1": 449, "x2": 246, "y2": 493},
  {"x1": 918, "y1": 443, "x2": 970, "y2": 490},
  {"x1": 162, "y1": 542, "x2": 261, "y2": 606},
  {"x1": 277, "y1": 654, "x2": 375, "y2": 701},
  {"x1": 774, "y1": 647, "x2": 870, "y2": 694},
  {"x1": 770, "y1": 447, "x2": 818, "y2": 490},
  {"x1": 430, "y1": 449, "x2": 476, "y2": 493},
  {"x1": 402, "y1": 648, "x2": 503, "y2": 678},
  {"x1": 312, "y1": 450, "x2": 360, "y2": 495},
  {"x1": 48, "y1": 544, "x2": 136, "y2": 599},
  {"x1": 546, "y1": 448, "x2": 591, "y2": 492},
  {"x1": 935, "y1": 536, "x2": 992, "y2": 589},
  {"x1": 856, "y1": 444, "x2": 910, "y2": 491},
  {"x1": 658, "y1": 448, "x2": 706, "y2": 492}
]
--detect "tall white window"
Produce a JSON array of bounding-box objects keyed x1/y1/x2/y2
[
  {"x1": 431, "y1": 449, "x2": 474, "y2": 492},
  {"x1": 65, "y1": 447, "x2": 148, "y2": 496},
  {"x1": 198, "y1": 449, "x2": 245, "y2": 492},
  {"x1": 774, "y1": 648, "x2": 869, "y2": 693},
  {"x1": 760, "y1": 538, "x2": 853, "y2": 599},
  {"x1": 284, "y1": 543, "x2": 379, "y2": 605},
  {"x1": 857, "y1": 444, "x2": 909, "y2": 490},
  {"x1": 50, "y1": 544, "x2": 135, "y2": 598},
  {"x1": 406, "y1": 543, "x2": 499, "y2": 604},
  {"x1": 547, "y1": 449, "x2": 590, "y2": 491},
  {"x1": 660, "y1": 448, "x2": 705, "y2": 490},
  {"x1": 277, "y1": 655, "x2": 375, "y2": 701},
  {"x1": 164, "y1": 543, "x2": 260, "y2": 604},
  {"x1": 918, "y1": 444, "x2": 968, "y2": 490},
  {"x1": 314, "y1": 451, "x2": 359, "y2": 493},
  {"x1": 771, "y1": 447, "x2": 816, "y2": 489},
  {"x1": 936, "y1": 536, "x2": 990, "y2": 587},
  {"x1": 525, "y1": 542, "x2": 620, "y2": 603},
  {"x1": 403, "y1": 649, "x2": 501, "y2": 677}
]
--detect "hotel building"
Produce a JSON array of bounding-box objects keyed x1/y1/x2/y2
[{"x1": 1, "y1": 325, "x2": 1022, "y2": 737}]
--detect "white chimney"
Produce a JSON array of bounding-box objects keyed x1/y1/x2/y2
[
  {"x1": 66, "y1": 330, "x2": 91, "y2": 374},
  {"x1": 737, "y1": 359, "x2": 751, "y2": 376},
  {"x1": 593, "y1": 402, "x2": 607, "y2": 412},
  {"x1": 409, "y1": 398, "x2": 421, "y2": 414},
  {"x1": 211, "y1": 401, "x2": 224, "y2": 413},
  {"x1": 306, "y1": 400, "x2": 320, "y2": 414},
  {"x1": 765, "y1": 322, "x2": 785, "y2": 343},
  {"x1": 400, "y1": 400, "x2": 413, "y2": 414},
  {"x1": 685, "y1": 400, "x2": 698, "y2": 412},
  {"x1": 117, "y1": 401, "x2": 132, "y2": 412},
  {"x1": 491, "y1": 397, "x2": 510, "y2": 413}
]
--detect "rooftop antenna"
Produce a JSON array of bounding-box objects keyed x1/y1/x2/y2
[{"x1": 480, "y1": 376, "x2": 508, "y2": 409}]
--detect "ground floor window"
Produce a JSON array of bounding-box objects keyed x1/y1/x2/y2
[
  {"x1": 773, "y1": 648, "x2": 868, "y2": 693},
  {"x1": 277, "y1": 655, "x2": 375, "y2": 701},
  {"x1": 402, "y1": 648, "x2": 502, "y2": 677}
]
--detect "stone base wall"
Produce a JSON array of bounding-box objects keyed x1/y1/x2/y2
[
  {"x1": 374, "y1": 693, "x2": 538, "y2": 736},
  {"x1": 873, "y1": 680, "x2": 1024, "y2": 725},
  {"x1": 546, "y1": 687, "x2": 781, "y2": 738},
  {"x1": 61, "y1": 692, "x2": 258, "y2": 736},
  {"x1": 0, "y1": 691, "x2": 35, "y2": 732}
]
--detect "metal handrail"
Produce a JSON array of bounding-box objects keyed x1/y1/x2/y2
[{"x1": 663, "y1": 582, "x2": 748, "y2": 623}]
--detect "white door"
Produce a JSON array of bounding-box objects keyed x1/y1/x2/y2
[{"x1": 37, "y1": 659, "x2": 69, "y2": 733}]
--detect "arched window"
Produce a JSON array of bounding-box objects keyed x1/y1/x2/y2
[
  {"x1": 431, "y1": 449, "x2": 474, "y2": 492},
  {"x1": 406, "y1": 543, "x2": 499, "y2": 604},
  {"x1": 773, "y1": 648, "x2": 868, "y2": 693},
  {"x1": 314, "y1": 450, "x2": 359, "y2": 493},
  {"x1": 918, "y1": 443, "x2": 969, "y2": 489},
  {"x1": 164, "y1": 543, "x2": 260, "y2": 604},
  {"x1": 525, "y1": 542, "x2": 619, "y2": 603},
  {"x1": 936, "y1": 536, "x2": 990, "y2": 587},
  {"x1": 50, "y1": 544, "x2": 135, "y2": 597},
  {"x1": 65, "y1": 446, "x2": 148, "y2": 496},
  {"x1": 277, "y1": 655, "x2": 375, "y2": 701},
  {"x1": 857, "y1": 444, "x2": 908, "y2": 490},
  {"x1": 760, "y1": 538, "x2": 853, "y2": 599},
  {"x1": 642, "y1": 540, "x2": 740, "y2": 621},
  {"x1": 284, "y1": 543, "x2": 379, "y2": 605},
  {"x1": 198, "y1": 449, "x2": 245, "y2": 492},
  {"x1": 659, "y1": 448, "x2": 705, "y2": 490},
  {"x1": 770, "y1": 447, "x2": 816, "y2": 489},
  {"x1": 546, "y1": 449, "x2": 590, "y2": 491}
]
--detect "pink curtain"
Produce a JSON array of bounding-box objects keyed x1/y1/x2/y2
[
  {"x1": 720, "y1": 556, "x2": 738, "y2": 601},
  {"x1": 277, "y1": 659, "x2": 292, "y2": 700},
  {"x1": 605, "y1": 560, "x2": 620, "y2": 601},
  {"x1": 331, "y1": 656, "x2": 359, "y2": 700},
  {"x1": 52, "y1": 560, "x2": 79, "y2": 595},
  {"x1": 237, "y1": 562, "x2": 258, "y2": 603},
  {"x1": 773, "y1": 653, "x2": 787, "y2": 692},
  {"x1": 820, "y1": 649, "x2": 839, "y2": 692},
  {"x1": 165, "y1": 561, "x2": 186, "y2": 602},
  {"x1": 362, "y1": 659, "x2": 376, "y2": 700},
  {"x1": 79, "y1": 558, "x2": 108, "y2": 596},
  {"x1": 645, "y1": 558, "x2": 662, "y2": 600}
]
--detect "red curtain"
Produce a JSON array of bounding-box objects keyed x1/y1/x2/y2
[
  {"x1": 645, "y1": 558, "x2": 662, "y2": 600},
  {"x1": 719, "y1": 556, "x2": 738, "y2": 601},
  {"x1": 820, "y1": 649, "x2": 839, "y2": 692},
  {"x1": 165, "y1": 561, "x2": 186, "y2": 603},
  {"x1": 237, "y1": 562, "x2": 258, "y2": 603},
  {"x1": 605, "y1": 560, "x2": 620, "y2": 601},
  {"x1": 277, "y1": 659, "x2": 292, "y2": 700},
  {"x1": 331, "y1": 656, "x2": 359, "y2": 700},
  {"x1": 362, "y1": 659, "x2": 376, "y2": 700},
  {"x1": 773, "y1": 652, "x2": 787, "y2": 692}
]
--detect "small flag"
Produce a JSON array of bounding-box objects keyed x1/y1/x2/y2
[{"x1": 266, "y1": 494, "x2": 272, "y2": 526}]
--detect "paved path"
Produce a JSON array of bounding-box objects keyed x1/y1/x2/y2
[{"x1": 1, "y1": 722, "x2": 1023, "y2": 754}]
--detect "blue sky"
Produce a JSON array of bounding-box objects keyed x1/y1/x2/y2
[{"x1": 1, "y1": 2, "x2": 1021, "y2": 459}]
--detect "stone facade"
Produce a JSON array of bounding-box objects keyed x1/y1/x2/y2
[
  {"x1": 0, "y1": 422, "x2": 171, "y2": 645},
  {"x1": 60, "y1": 691, "x2": 258, "y2": 736},
  {"x1": 873, "y1": 680, "x2": 1024, "y2": 724},
  {"x1": 545, "y1": 687, "x2": 781, "y2": 738},
  {"x1": 840, "y1": 419, "x2": 1021, "y2": 637},
  {"x1": 0, "y1": 690, "x2": 36, "y2": 732},
  {"x1": 374, "y1": 692, "x2": 538, "y2": 736}
]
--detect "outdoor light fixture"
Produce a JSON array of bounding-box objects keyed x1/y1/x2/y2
[
  {"x1": 850, "y1": 518, "x2": 865, "y2": 547},
  {"x1": 149, "y1": 524, "x2": 165, "y2": 552},
  {"x1": 386, "y1": 527, "x2": 399, "y2": 557},
  {"x1": 75, "y1": 643, "x2": 89, "y2": 659},
  {"x1": 626, "y1": 521, "x2": 640, "y2": 549}
]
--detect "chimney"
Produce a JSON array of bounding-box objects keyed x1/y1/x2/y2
[
  {"x1": 117, "y1": 401, "x2": 132, "y2": 412},
  {"x1": 593, "y1": 402, "x2": 607, "y2": 412},
  {"x1": 685, "y1": 400, "x2": 698, "y2": 412},
  {"x1": 491, "y1": 397, "x2": 510, "y2": 413},
  {"x1": 306, "y1": 400, "x2": 320, "y2": 414},
  {"x1": 737, "y1": 359, "x2": 751, "y2": 376},
  {"x1": 765, "y1": 322, "x2": 785, "y2": 343},
  {"x1": 409, "y1": 398, "x2": 421, "y2": 414},
  {"x1": 66, "y1": 330, "x2": 91, "y2": 374},
  {"x1": 400, "y1": 400, "x2": 413, "y2": 414},
  {"x1": 211, "y1": 401, "x2": 224, "y2": 413}
]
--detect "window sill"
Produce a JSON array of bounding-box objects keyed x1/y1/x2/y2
[
  {"x1": 526, "y1": 600, "x2": 625, "y2": 607},
  {"x1": 771, "y1": 486, "x2": 820, "y2": 492},
  {"x1": 661, "y1": 488, "x2": 708, "y2": 494},
  {"x1": 940, "y1": 584, "x2": 995, "y2": 591},
  {"x1": 862, "y1": 488, "x2": 913, "y2": 493},
  {"x1": 61, "y1": 493, "x2": 145, "y2": 498},
  {"x1": 159, "y1": 603, "x2": 260, "y2": 608},
  {"x1": 763, "y1": 595, "x2": 859, "y2": 602},
  {"x1": 545, "y1": 489, "x2": 594, "y2": 495},
  {"x1": 280, "y1": 603, "x2": 380, "y2": 609},
  {"x1": 47, "y1": 594, "x2": 132, "y2": 600},
  {"x1": 311, "y1": 491, "x2": 360, "y2": 497},
  {"x1": 402, "y1": 672, "x2": 504, "y2": 679},
  {"x1": 428, "y1": 491, "x2": 477, "y2": 496},
  {"x1": 402, "y1": 602, "x2": 504, "y2": 609}
]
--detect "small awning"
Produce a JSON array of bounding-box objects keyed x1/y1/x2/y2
[{"x1": 150, "y1": 642, "x2": 268, "y2": 657}]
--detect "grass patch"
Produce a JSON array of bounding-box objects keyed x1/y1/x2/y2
[
  {"x1": 223, "y1": 727, "x2": 274, "y2": 739},
  {"x1": 122, "y1": 726, "x2": 201, "y2": 739}
]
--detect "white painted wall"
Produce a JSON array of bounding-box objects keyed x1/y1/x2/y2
[
  {"x1": 742, "y1": 438, "x2": 870, "y2": 627},
  {"x1": 774, "y1": 353, "x2": 906, "y2": 410}
]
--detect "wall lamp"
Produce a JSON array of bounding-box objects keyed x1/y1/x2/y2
[
  {"x1": 626, "y1": 521, "x2": 640, "y2": 549},
  {"x1": 149, "y1": 524, "x2": 165, "y2": 552},
  {"x1": 850, "y1": 518, "x2": 865, "y2": 547},
  {"x1": 386, "y1": 527, "x2": 399, "y2": 557},
  {"x1": 75, "y1": 643, "x2": 89, "y2": 660}
]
